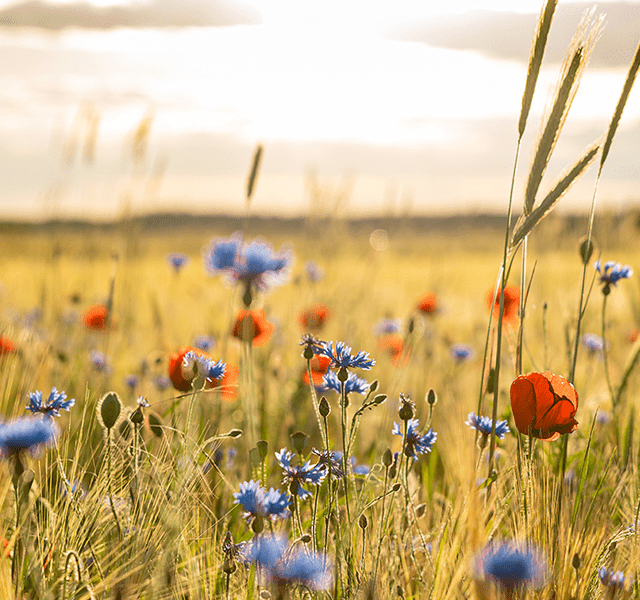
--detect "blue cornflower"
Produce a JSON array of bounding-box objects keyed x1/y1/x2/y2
[
  {"x1": 322, "y1": 370, "x2": 369, "y2": 396},
  {"x1": 373, "y1": 318, "x2": 403, "y2": 336},
  {"x1": 473, "y1": 542, "x2": 546, "y2": 590},
  {"x1": 304, "y1": 261, "x2": 324, "y2": 282},
  {"x1": 193, "y1": 335, "x2": 215, "y2": 351},
  {"x1": 0, "y1": 418, "x2": 58, "y2": 458},
  {"x1": 329, "y1": 450, "x2": 370, "y2": 476},
  {"x1": 26, "y1": 387, "x2": 75, "y2": 419},
  {"x1": 166, "y1": 253, "x2": 189, "y2": 272},
  {"x1": 595, "y1": 260, "x2": 633, "y2": 291},
  {"x1": 233, "y1": 480, "x2": 290, "y2": 521},
  {"x1": 154, "y1": 375, "x2": 171, "y2": 390},
  {"x1": 598, "y1": 568, "x2": 627, "y2": 589},
  {"x1": 89, "y1": 350, "x2": 108, "y2": 371},
  {"x1": 182, "y1": 351, "x2": 226, "y2": 383},
  {"x1": 124, "y1": 375, "x2": 139, "y2": 389},
  {"x1": 392, "y1": 418, "x2": 437, "y2": 461},
  {"x1": 299, "y1": 334, "x2": 325, "y2": 356},
  {"x1": 320, "y1": 341, "x2": 375, "y2": 371},
  {"x1": 204, "y1": 234, "x2": 292, "y2": 291},
  {"x1": 582, "y1": 333, "x2": 606, "y2": 353},
  {"x1": 243, "y1": 535, "x2": 332, "y2": 590},
  {"x1": 276, "y1": 448, "x2": 327, "y2": 499},
  {"x1": 450, "y1": 344, "x2": 474, "y2": 362},
  {"x1": 466, "y1": 413, "x2": 510, "y2": 440},
  {"x1": 311, "y1": 448, "x2": 345, "y2": 478}
]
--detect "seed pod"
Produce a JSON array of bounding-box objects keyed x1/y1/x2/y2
[{"x1": 99, "y1": 392, "x2": 122, "y2": 430}]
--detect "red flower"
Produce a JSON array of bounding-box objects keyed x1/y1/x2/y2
[
  {"x1": 211, "y1": 363, "x2": 239, "y2": 402},
  {"x1": 299, "y1": 303, "x2": 331, "y2": 331},
  {"x1": 416, "y1": 293, "x2": 438, "y2": 315},
  {"x1": 486, "y1": 285, "x2": 520, "y2": 325},
  {"x1": 629, "y1": 328, "x2": 640, "y2": 343},
  {"x1": 510, "y1": 371, "x2": 578, "y2": 441},
  {"x1": 302, "y1": 354, "x2": 331, "y2": 386},
  {"x1": 0, "y1": 336, "x2": 17, "y2": 356},
  {"x1": 231, "y1": 309, "x2": 274, "y2": 347},
  {"x1": 377, "y1": 334, "x2": 409, "y2": 366},
  {"x1": 169, "y1": 346, "x2": 205, "y2": 392},
  {"x1": 84, "y1": 304, "x2": 109, "y2": 330}
]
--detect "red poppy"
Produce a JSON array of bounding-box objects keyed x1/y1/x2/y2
[
  {"x1": 510, "y1": 370, "x2": 578, "y2": 441},
  {"x1": 302, "y1": 354, "x2": 331, "y2": 386},
  {"x1": 486, "y1": 285, "x2": 520, "y2": 325},
  {"x1": 416, "y1": 293, "x2": 438, "y2": 315},
  {"x1": 377, "y1": 334, "x2": 409, "y2": 366},
  {"x1": 0, "y1": 336, "x2": 17, "y2": 356},
  {"x1": 629, "y1": 329, "x2": 640, "y2": 343},
  {"x1": 168, "y1": 346, "x2": 209, "y2": 392},
  {"x1": 299, "y1": 303, "x2": 331, "y2": 331},
  {"x1": 211, "y1": 363, "x2": 239, "y2": 402},
  {"x1": 231, "y1": 309, "x2": 274, "y2": 347},
  {"x1": 84, "y1": 304, "x2": 109, "y2": 330}
]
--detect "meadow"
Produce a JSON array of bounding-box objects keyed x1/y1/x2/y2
[{"x1": 1, "y1": 0, "x2": 640, "y2": 598}]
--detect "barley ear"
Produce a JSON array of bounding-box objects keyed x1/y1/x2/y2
[
  {"x1": 518, "y1": 0, "x2": 557, "y2": 140},
  {"x1": 246, "y1": 143, "x2": 263, "y2": 203},
  {"x1": 512, "y1": 141, "x2": 601, "y2": 249},
  {"x1": 600, "y1": 40, "x2": 640, "y2": 173}
]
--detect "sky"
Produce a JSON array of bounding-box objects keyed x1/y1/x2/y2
[{"x1": 0, "y1": 0, "x2": 638, "y2": 220}]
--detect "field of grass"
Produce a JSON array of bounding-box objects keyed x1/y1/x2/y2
[{"x1": 0, "y1": 212, "x2": 639, "y2": 599}]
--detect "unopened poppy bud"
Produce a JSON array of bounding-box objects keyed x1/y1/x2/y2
[
  {"x1": 227, "y1": 429, "x2": 243, "y2": 438},
  {"x1": 260, "y1": 591, "x2": 271, "y2": 599},
  {"x1": 148, "y1": 412, "x2": 163, "y2": 438},
  {"x1": 396, "y1": 584, "x2": 404, "y2": 598},
  {"x1": 572, "y1": 553, "x2": 581, "y2": 570},
  {"x1": 319, "y1": 396, "x2": 331, "y2": 417},
  {"x1": 249, "y1": 447, "x2": 262, "y2": 468},
  {"x1": 256, "y1": 439, "x2": 269, "y2": 460},
  {"x1": 99, "y1": 392, "x2": 122, "y2": 430},
  {"x1": 416, "y1": 503, "x2": 426, "y2": 518},
  {"x1": 382, "y1": 448, "x2": 393, "y2": 467},
  {"x1": 389, "y1": 464, "x2": 397, "y2": 479},
  {"x1": 130, "y1": 407, "x2": 144, "y2": 425},
  {"x1": 118, "y1": 418, "x2": 131, "y2": 439},
  {"x1": 578, "y1": 235, "x2": 596, "y2": 264},
  {"x1": 391, "y1": 482, "x2": 402, "y2": 492},
  {"x1": 486, "y1": 368, "x2": 496, "y2": 394},
  {"x1": 426, "y1": 389, "x2": 437, "y2": 406},
  {"x1": 359, "y1": 514, "x2": 368, "y2": 530},
  {"x1": 290, "y1": 431, "x2": 308, "y2": 454},
  {"x1": 337, "y1": 367, "x2": 348, "y2": 382},
  {"x1": 300, "y1": 534, "x2": 312, "y2": 544},
  {"x1": 242, "y1": 283, "x2": 252, "y2": 308},
  {"x1": 369, "y1": 380, "x2": 379, "y2": 393}
]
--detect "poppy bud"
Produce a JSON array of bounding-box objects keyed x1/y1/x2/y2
[
  {"x1": 382, "y1": 448, "x2": 393, "y2": 467},
  {"x1": 290, "y1": 431, "x2": 308, "y2": 454},
  {"x1": 426, "y1": 389, "x2": 437, "y2": 406},
  {"x1": 578, "y1": 235, "x2": 596, "y2": 264},
  {"x1": 359, "y1": 514, "x2": 368, "y2": 530},
  {"x1": 148, "y1": 412, "x2": 163, "y2": 438},
  {"x1": 319, "y1": 397, "x2": 331, "y2": 417},
  {"x1": 99, "y1": 392, "x2": 122, "y2": 430}
]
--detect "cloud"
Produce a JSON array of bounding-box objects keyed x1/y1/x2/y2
[
  {"x1": 387, "y1": 2, "x2": 640, "y2": 68},
  {"x1": 0, "y1": 0, "x2": 261, "y2": 30}
]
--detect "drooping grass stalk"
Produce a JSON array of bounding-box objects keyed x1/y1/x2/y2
[{"x1": 601, "y1": 293, "x2": 615, "y2": 404}]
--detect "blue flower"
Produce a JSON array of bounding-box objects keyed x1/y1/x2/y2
[
  {"x1": 26, "y1": 387, "x2": 75, "y2": 419},
  {"x1": 450, "y1": 344, "x2": 474, "y2": 362},
  {"x1": 124, "y1": 375, "x2": 139, "y2": 389},
  {"x1": 595, "y1": 260, "x2": 633, "y2": 288},
  {"x1": 598, "y1": 568, "x2": 627, "y2": 589},
  {"x1": 166, "y1": 253, "x2": 189, "y2": 272},
  {"x1": 322, "y1": 370, "x2": 369, "y2": 396},
  {"x1": 204, "y1": 234, "x2": 292, "y2": 291},
  {"x1": 154, "y1": 375, "x2": 171, "y2": 390},
  {"x1": 473, "y1": 542, "x2": 546, "y2": 590},
  {"x1": 373, "y1": 318, "x2": 402, "y2": 336},
  {"x1": 392, "y1": 418, "x2": 437, "y2": 460},
  {"x1": 233, "y1": 480, "x2": 290, "y2": 521},
  {"x1": 320, "y1": 341, "x2": 375, "y2": 371},
  {"x1": 182, "y1": 351, "x2": 226, "y2": 383},
  {"x1": 466, "y1": 413, "x2": 510, "y2": 439},
  {"x1": 304, "y1": 261, "x2": 324, "y2": 282},
  {"x1": 89, "y1": 350, "x2": 108, "y2": 371},
  {"x1": 582, "y1": 333, "x2": 606, "y2": 353},
  {"x1": 0, "y1": 418, "x2": 58, "y2": 458},
  {"x1": 276, "y1": 448, "x2": 327, "y2": 499},
  {"x1": 311, "y1": 448, "x2": 345, "y2": 478},
  {"x1": 243, "y1": 535, "x2": 332, "y2": 590},
  {"x1": 193, "y1": 335, "x2": 215, "y2": 351},
  {"x1": 299, "y1": 334, "x2": 325, "y2": 356}
]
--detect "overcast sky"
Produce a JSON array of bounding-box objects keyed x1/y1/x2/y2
[{"x1": 0, "y1": 0, "x2": 638, "y2": 220}]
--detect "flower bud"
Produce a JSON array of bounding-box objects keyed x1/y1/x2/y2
[
  {"x1": 359, "y1": 513, "x2": 368, "y2": 530},
  {"x1": 382, "y1": 448, "x2": 393, "y2": 467},
  {"x1": 99, "y1": 392, "x2": 122, "y2": 430},
  {"x1": 426, "y1": 389, "x2": 437, "y2": 406},
  {"x1": 148, "y1": 412, "x2": 163, "y2": 438},
  {"x1": 290, "y1": 431, "x2": 309, "y2": 454},
  {"x1": 319, "y1": 396, "x2": 331, "y2": 417}
]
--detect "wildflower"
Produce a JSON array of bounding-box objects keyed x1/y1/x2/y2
[
  {"x1": 582, "y1": 333, "x2": 606, "y2": 354},
  {"x1": 319, "y1": 341, "x2": 375, "y2": 371},
  {"x1": 451, "y1": 344, "x2": 474, "y2": 362},
  {"x1": 299, "y1": 334, "x2": 325, "y2": 357},
  {"x1": 124, "y1": 375, "x2": 139, "y2": 389},
  {"x1": 166, "y1": 252, "x2": 189, "y2": 272},
  {"x1": 26, "y1": 387, "x2": 75, "y2": 418},
  {"x1": 0, "y1": 418, "x2": 58, "y2": 458},
  {"x1": 311, "y1": 448, "x2": 345, "y2": 478},
  {"x1": 486, "y1": 285, "x2": 520, "y2": 326},
  {"x1": 193, "y1": 335, "x2": 215, "y2": 351},
  {"x1": 304, "y1": 261, "x2": 324, "y2": 282},
  {"x1": 598, "y1": 568, "x2": 627, "y2": 589},
  {"x1": 373, "y1": 318, "x2": 403, "y2": 336},
  {"x1": 628, "y1": 328, "x2": 640, "y2": 343},
  {"x1": 83, "y1": 304, "x2": 109, "y2": 330},
  {"x1": 243, "y1": 535, "x2": 332, "y2": 591},
  {"x1": 204, "y1": 234, "x2": 292, "y2": 291},
  {"x1": 322, "y1": 370, "x2": 369, "y2": 396},
  {"x1": 182, "y1": 350, "x2": 226, "y2": 382},
  {"x1": 377, "y1": 334, "x2": 408, "y2": 366},
  {"x1": 89, "y1": 350, "x2": 109, "y2": 372},
  {"x1": 168, "y1": 346, "x2": 227, "y2": 392},
  {"x1": 299, "y1": 303, "x2": 331, "y2": 331},
  {"x1": 212, "y1": 363, "x2": 239, "y2": 401},
  {"x1": 392, "y1": 418, "x2": 437, "y2": 461},
  {"x1": 302, "y1": 354, "x2": 331, "y2": 386},
  {"x1": 276, "y1": 448, "x2": 327, "y2": 498},
  {"x1": 60, "y1": 480, "x2": 86, "y2": 501},
  {"x1": 510, "y1": 371, "x2": 578, "y2": 441},
  {"x1": 0, "y1": 336, "x2": 17, "y2": 356},
  {"x1": 154, "y1": 375, "x2": 171, "y2": 390},
  {"x1": 231, "y1": 309, "x2": 275, "y2": 347},
  {"x1": 233, "y1": 480, "x2": 290, "y2": 521},
  {"x1": 416, "y1": 292, "x2": 438, "y2": 315},
  {"x1": 595, "y1": 260, "x2": 633, "y2": 294},
  {"x1": 466, "y1": 413, "x2": 510, "y2": 448},
  {"x1": 473, "y1": 542, "x2": 547, "y2": 591}
]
